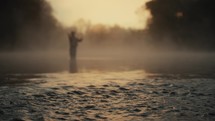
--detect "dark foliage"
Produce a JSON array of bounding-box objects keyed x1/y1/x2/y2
[
  {"x1": 0, "y1": 0, "x2": 61, "y2": 51},
  {"x1": 146, "y1": 0, "x2": 215, "y2": 50}
]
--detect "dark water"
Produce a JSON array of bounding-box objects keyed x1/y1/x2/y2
[
  {"x1": 0, "y1": 52, "x2": 215, "y2": 120},
  {"x1": 0, "y1": 52, "x2": 215, "y2": 74},
  {"x1": 0, "y1": 71, "x2": 215, "y2": 121}
]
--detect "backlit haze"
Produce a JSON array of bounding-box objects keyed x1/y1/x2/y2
[
  {"x1": 1, "y1": 0, "x2": 215, "y2": 74},
  {"x1": 47, "y1": 0, "x2": 151, "y2": 29}
]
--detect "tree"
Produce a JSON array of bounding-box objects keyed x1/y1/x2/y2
[
  {"x1": 146, "y1": 0, "x2": 215, "y2": 50},
  {"x1": 0, "y1": 0, "x2": 63, "y2": 51}
]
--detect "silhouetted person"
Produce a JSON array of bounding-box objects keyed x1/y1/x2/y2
[{"x1": 68, "y1": 31, "x2": 82, "y2": 73}]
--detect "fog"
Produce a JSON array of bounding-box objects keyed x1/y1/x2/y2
[
  {"x1": 1, "y1": 50, "x2": 215, "y2": 74},
  {"x1": 0, "y1": 0, "x2": 215, "y2": 74}
]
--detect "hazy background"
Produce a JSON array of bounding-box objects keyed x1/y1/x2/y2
[{"x1": 0, "y1": 0, "x2": 215, "y2": 73}]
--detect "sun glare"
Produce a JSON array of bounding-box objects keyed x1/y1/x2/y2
[{"x1": 47, "y1": 0, "x2": 151, "y2": 29}]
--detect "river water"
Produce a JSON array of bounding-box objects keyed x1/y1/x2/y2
[{"x1": 0, "y1": 70, "x2": 215, "y2": 121}]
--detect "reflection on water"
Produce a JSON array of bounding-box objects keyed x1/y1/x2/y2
[
  {"x1": 0, "y1": 52, "x2": 215, "y2": 74},
  {"x1": 0, "y1": 70, "x2": 147, "y2": 87},
  {"x1": 40, "y1": 70, "x2": 147, "y2": 87},
  {"x1": 77, "y1": 56, "x2": 215, "y2": 74},
  {"x1": 0, "y1": 52, "x2": 215, "y2": 120},
  {"x1": 0, "y1": 70, "x2": 214, "y2": 121},
  {"x1": 69, "y1": 59, "x2": 78, "y2": 73}
]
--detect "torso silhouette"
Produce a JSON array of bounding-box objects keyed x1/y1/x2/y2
[
  {"x1": 68, "y1": 32, "x2": 82, "y2": 73},
  {"x1": 68, "y1": 32, "x2": 82, "y2": 59}
]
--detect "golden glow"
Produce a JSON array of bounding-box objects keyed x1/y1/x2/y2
[
  {"x1": 176, "y1": 12, "x2": 184, "y2": 18},
  {"x1": 47, "y1": 0, "x2": 151, "y2": 29}
]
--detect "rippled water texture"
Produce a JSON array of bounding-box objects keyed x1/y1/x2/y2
[{"x1": 0, "y1": 71, "x2": 215, "y2": 121}]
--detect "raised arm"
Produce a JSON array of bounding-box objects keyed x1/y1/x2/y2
[{"x1": 78, "y1": 37, "x2": 83, "y2": 42}]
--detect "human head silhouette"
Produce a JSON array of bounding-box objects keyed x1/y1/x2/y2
[{"x1": 70, "y1": 31, "x2": 76, "y2": 36}]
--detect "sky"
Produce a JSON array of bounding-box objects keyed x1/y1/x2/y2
[{"x1": 47, "y1": 0, "x2": 151, "y2": 29}]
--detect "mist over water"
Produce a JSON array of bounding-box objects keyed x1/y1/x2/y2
[
  {"x1": 0, "y1": 0, "x2": 214, "y2": 74},
  {"x1": 1, "y1": 50, "x2": 215, "y2": 74},
  {"x1": 1, "y1": 1, "x2": 215, "y2": 121}
]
